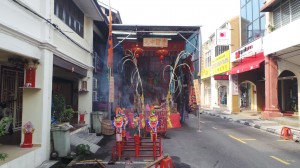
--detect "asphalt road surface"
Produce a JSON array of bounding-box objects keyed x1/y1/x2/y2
[{"x1": 163, "y1": 114, "x2": 300, "y2": 168}]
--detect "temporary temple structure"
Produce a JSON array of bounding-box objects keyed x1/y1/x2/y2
[{"x1": 97, "y1": 25, "x2": 201, "y2": 123}]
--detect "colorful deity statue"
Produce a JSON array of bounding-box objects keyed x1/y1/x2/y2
[
  {"x1": 147, "y1": 106, "x2": 160, "y2": 142},
  {"x1": 148, "y1": 114, "x2": 159, "y2": 133},
  {"x1": 112, "y1": 116, "x2": 124, "y2": 142}
]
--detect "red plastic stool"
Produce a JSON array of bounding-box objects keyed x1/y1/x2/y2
[
  {"x1": 159, "y1": 156, "x2": 174, "y2": 168},
  {"x1": 280, "y1": 127, "x2": 293, "y2": 140}
]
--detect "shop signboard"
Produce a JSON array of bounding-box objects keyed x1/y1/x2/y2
[
  {"x1": 193, "y1": 79, "x2": 201, "y2": 105},
  {"x1": 211, "y1": 50, "x2": 230, "y2": 75},
  {"x1": 143, "y1": 38, "x2": 168, "y2": 47},
  {"x1": 201, "y1": 67, "x2": 211, "y2": 79},
  {"x1": 216, "y1": 28, "x2": 230, "y2": 46},
  {"x1": 231, "y1": 38, "x2": 263, "y2": 62},
  {"x1": 214, "y1": 75, "x2": 229, "y2": 80}
]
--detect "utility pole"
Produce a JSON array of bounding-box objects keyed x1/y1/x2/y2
[{"x1": 197, "y1": 27, "x2": 202, "y2": 132}]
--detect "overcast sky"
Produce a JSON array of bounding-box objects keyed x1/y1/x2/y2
[{"x1": 100, "y1": 0, "x2": 240, "y2": 42}]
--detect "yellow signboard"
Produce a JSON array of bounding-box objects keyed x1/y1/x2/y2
[
  {"x1": 211, "y1": 50, "x2": 230, "y2": 75},
  {"x1": 201, "y1": 67, "x2": 211, "y2": 79}
]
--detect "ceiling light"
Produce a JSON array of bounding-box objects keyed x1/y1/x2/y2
[
  {"x1": 112, "y1": 31, "x2": 136, "y2": 35},
  {"x1": 150, "y1": 32, "x2": 178, "y2": 35},
  {"x1": 116, "y1": 37, "x2": 137, "y2": 40}
]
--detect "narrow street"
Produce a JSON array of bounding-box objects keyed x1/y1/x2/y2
[{"x1": 163, "y1": 114, "x2": 300, "y2": 168}]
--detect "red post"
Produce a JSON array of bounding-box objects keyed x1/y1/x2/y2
[
  {"x1": 152, "y1": 133, "x2": 157, "y2": 159},
  {"x1": 134, "y1": 135, "x2": 140, "y2": 158},
  {"x1": 21, "y1": 132, "x2": 33, "y2": 148},
  {"x1": 117, "y1": 142, "x2": 121, "y2": 160}
]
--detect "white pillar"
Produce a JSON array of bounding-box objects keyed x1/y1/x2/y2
[
  {"x1": 78, "y1": 69, "x2": 93, "y2": 126},
  {"x1": 22, "y1": 50, "x2": 53, "y2": 161}
]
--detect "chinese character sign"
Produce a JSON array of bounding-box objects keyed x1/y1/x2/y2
[
  {"x1": 143, "y1": 38, "x2": 168, "y2": 47},
  {"x1": 211, "y1": 50, "x2": 230, "y2": 75}
]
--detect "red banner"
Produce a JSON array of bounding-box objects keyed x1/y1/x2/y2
[{"x1": 107, "y1": 4, "x2": 113, "y2": 67}]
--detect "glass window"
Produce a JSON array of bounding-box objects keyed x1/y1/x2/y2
[
  {"x1": 248, "y1": 23, "x2": 253, "y2": 40},
  {"x1": 246, "y1": 1, "x2": 253, "y2": 23},
  {"x1": 253, "y1": 0, "x2": 260, "y2": 20},
  {"x1": 241, "y1": 0, "x2": 247, "y2": 7},
  {"x1": 241, "y1": 6, "x2": 247, "y2": 21},
  {"x1": 54, "y1": 0, "x2": 84, "y2": 37},
  {"x1": 253, "y1": 19, "x2": 260, "y2": 39},
  {"x1": 260, "y1": 15, "x2": 266, "y2": 36}
]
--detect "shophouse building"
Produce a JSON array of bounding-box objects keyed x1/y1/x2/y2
[
  {"x1": 228, "y1": 0, "x2": 266, "y2": 113},
  {"x1": 201, "y1": 16, "x2": 240, "y2": 113},
  {"x1": 0, "y1": 0, "x2": 113, "y2": 167},
  {"x1": 261, "y1": 0, "x2": 300, "y2": 118}
]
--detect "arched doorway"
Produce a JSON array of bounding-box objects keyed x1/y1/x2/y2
[
  {"x1": 218, "y1": 86, "x2": 227, "y2": 106},
  {"x1": 239, "y1": 81, "x2": 257, "y2": 111},
  {"x1": 278, "y1": 70, "x2": 298, "y2": 113}
]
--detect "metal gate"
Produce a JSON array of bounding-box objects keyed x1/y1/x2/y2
[{"x1": 1, "y1": 67, "x2": 24, "y2": 129}]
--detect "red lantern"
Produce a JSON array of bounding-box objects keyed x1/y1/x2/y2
[
  {"x1": 131, "y1": 45, "x2": 143, "y2": 58},
  {"x1": 156, "y1": 49, "x2": 168, "y2": 64}
]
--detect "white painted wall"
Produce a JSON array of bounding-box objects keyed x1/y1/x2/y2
[
  {"x1": 78, "y1": 69, "x2": 94, "y2": 126},
  {"x1": 264, "y1": 18, "x2": 300, "y2": 55},
  {"x1": 0, "y1": 0, "x2": 44, "y2": 43},
  {"x1": 0, "y1": 0, "x2": 96, "y2": 167}
]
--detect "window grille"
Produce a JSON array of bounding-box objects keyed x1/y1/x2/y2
[
  {"x1": 291, "y1": 0, "x2": 300, "y2": 21},
  {"x1": 93, "y1": 78, "x2": 98, "y2": 89},
  {"x1": 273, "y1": 8, "x2": 281, "y2": 29},
  {"x1": 92, "y1": 91, "x2": 98, "y2": 101},
  {"x1": 273, "y1": 0, "x2": 300, "y2": 29},
  {"x1": 281, "y1": 1, "x2": 291, "y2": 26}
]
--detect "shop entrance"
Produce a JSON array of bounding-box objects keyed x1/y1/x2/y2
[
  {"x1": 239, "y1": 81, "x2": 257, "y2": 111},
  {"x1": 278, "y1": 70, "x2": 298, "y2": 112},
  {"x1": 218, "y1": 86, "x2": 227, "y2": 106}
]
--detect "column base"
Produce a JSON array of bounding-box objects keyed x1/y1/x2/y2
[{"x1": 262, "y1": 110, "x2": 282, "y2": 119}]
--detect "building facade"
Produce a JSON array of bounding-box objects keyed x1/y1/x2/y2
[
  {"x1": 0, "y1": 0, "x2": 108, "y2": 167},
  {"x1": 261, "y1": 0, "x2": 300, "y2": 117},
  {"x1": 201, "y1": 16, "x2": 240, "y2": 113}
]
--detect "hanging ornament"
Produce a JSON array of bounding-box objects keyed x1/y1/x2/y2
[
  {"x1": 156, "y1": 49, "x2": 168, "y2": 64},
  {"x1": 131, "y1": 44, "x2": 143, "y2": 58}
]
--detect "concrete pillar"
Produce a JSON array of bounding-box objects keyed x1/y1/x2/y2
[
  {"x1": 262, "y1": 55, "x2": 282, "y2": 119},
  {"x1": 78, "y1": 69, "x2": 93, "y2": 126},
  {"x1": 22, "y1": 50, "x2": 53, "y2": 159}
]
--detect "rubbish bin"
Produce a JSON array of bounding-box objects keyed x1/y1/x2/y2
[
  {"x1": 91, "y1": 111, "x2": 104, "y2": 135},
  {"x1": 51, "y1": 124, "x2": 72, "y2": 157}
]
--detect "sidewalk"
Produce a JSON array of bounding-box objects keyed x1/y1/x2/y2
[{"x1": 201, "y1": 109, "x2": 300, "y2": 143}]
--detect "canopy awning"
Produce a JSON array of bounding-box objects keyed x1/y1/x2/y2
[
  {"x1": 260, "y1": 0, "x2": 280, "y2": 12},
  {"x1": 228, "y1": 52, "x2": 264, "y2": 75}
]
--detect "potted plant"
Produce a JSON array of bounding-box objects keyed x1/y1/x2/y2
[{"x1": 51, "y1": 94, "x2": 74, "y2": 157}]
